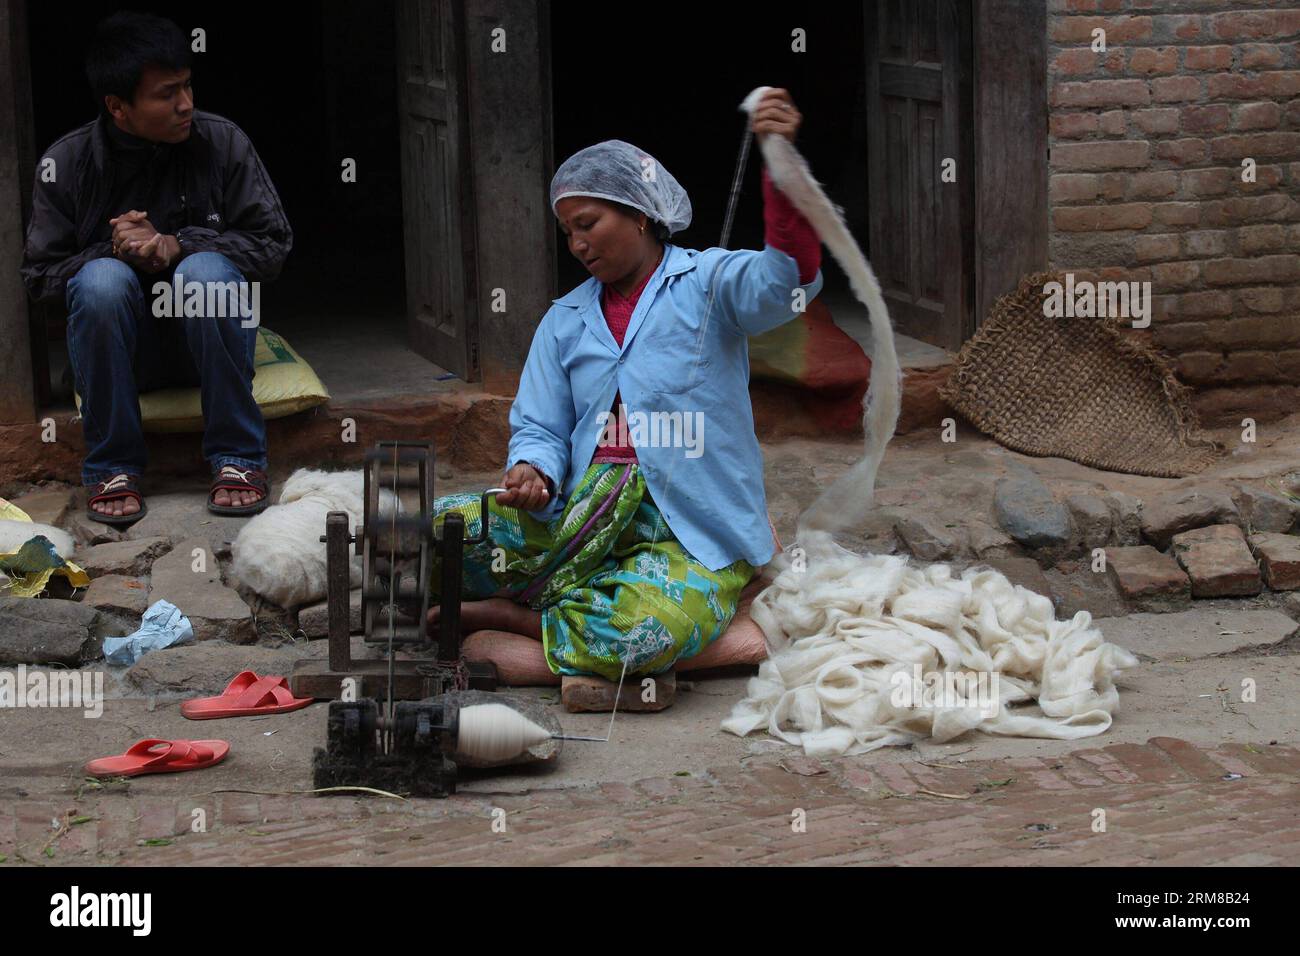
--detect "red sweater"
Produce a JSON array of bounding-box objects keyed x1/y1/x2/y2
[{"x1": 592, "y1": 165, "x2": 821, "y2": 463}]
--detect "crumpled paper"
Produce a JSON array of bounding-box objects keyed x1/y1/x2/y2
[{"x1": 103, "y1": 599, "x2": 195, "y2": 666}]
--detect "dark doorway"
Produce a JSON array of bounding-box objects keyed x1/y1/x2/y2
[
  {"x1": 27, "y1": 0, "x2": 411, "y2": 400},
  {"x1": 548, "y1": 3, "x2": 871, "y2": 311}
]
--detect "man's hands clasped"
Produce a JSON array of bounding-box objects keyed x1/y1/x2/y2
[{"x1": 110, "y1": 209, "x2": 180, "y2": 273}]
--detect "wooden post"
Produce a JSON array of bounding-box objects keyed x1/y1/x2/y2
[
  {"x1": 0, "y1": 0, "x2": 35, "y2": 423},
  {"x1": 463, "y1": 0, "x2": 556, "y2": 395},
  {"x1": 973, "y1": 0, "x2": 1049, "y2": 331}
]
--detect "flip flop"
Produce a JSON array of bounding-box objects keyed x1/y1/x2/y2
[
  {"x1": 208, "y1": 465, "x2": 270, "y2": 517},
  {"x1": 84, "y1": 738, "x2": 229, "y2": 778},
  {"x1": 86, "y1": 473, "x2": 148, "y2": 526},
  {"x1": 180, "y1": 670, "x2": 314, "y2": 720}
]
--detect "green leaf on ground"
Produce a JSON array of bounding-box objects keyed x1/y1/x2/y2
[
  {"x1": 69, "y1": 816, "x2": 94, "y2": 826},
  {"x1": 43, "y1": 846, "x2": 54, "y2": 858},
  {"x1": 142, "y1": 838, "x2": 172, "y2": 847},
  {"x1": 1245, "y1": 744, "x2": 1263, "y2": 754}
]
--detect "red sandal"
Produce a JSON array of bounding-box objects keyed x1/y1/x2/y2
[
  {"x1": 181, "y1": 671, "x2": 313, "y2": 719},
  {"x1": 84, "y1": 738, "x2": 230, "y2": 778},
  {"x1": 85, "y1": 473, "x2": 148, "y2": 526},
  {"x1": 208, "y1": 465, "x2": 270, "y2": 516}
]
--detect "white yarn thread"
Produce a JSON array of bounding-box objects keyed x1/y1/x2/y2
[
  {"x1": 457, "y1": 703, "x2": 552, "y2": 762},
  {"x1": 738, "y1": 86, "x2": 900, "y2": 539},
  {"x1": 722, "y1": 88, "x2": 1138, "y2": 756}
]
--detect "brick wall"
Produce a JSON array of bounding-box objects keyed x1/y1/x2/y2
[{"x1": 1046, "y1": 0, "x2": 1300, "y2": 424}]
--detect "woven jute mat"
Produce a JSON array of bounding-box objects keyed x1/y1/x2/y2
[{"x1": 939, "y1": 271, "x2": 1221, "y2": 478}]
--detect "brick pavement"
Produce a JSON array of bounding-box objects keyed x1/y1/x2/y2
[{"x1": 2, "y1": 737, "x2": 1297, "y2": 866}]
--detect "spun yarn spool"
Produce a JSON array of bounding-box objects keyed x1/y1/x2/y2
[{"x1": 456, "y1": 703, "x2": 553, "y2": 762}]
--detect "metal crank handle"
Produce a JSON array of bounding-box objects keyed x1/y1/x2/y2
[{"x1": 464, "y1": 487, "x2": 508, "y2": 546}]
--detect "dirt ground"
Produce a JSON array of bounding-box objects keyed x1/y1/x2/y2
[{"x1": 3, "y1": 417, "x2": 1300, "y2": 865}]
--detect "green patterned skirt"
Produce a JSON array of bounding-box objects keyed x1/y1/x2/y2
[{"x1": 429, "y1": 462, "x2": 755, "y2": 681}]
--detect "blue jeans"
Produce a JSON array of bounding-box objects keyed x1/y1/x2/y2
[{"x1": 66, "y1": 252, "x2": 267, "y2": 485}]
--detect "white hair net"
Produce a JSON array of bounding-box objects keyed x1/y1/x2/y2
[{"x1": 550, "y1": 140, "x2": 692, "y2": 236}]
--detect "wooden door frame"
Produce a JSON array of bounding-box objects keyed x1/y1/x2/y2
[
  {"x1": 0, "y1": 0, "x2": 36, "y2": 423},
  {"x1": 462, "y1": 0, "x2": 556, "y2": 393},
  {"x1": 972, "y1": 0, "x2": 1048, "y2": 333}
]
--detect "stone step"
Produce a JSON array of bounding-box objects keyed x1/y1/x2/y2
[
  {"x1": 4, "y1": 362, "x2": 950, "y2": 488},
  {"x1": 1170, "y1": 524, "x2": 1262, "y2": 598}
]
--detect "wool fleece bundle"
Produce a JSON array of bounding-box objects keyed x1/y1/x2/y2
[
  {"x1": 230, "y1": 469, "x2": 397, "y2": 608},
  {"x1": 721, "y1": 87, "x2": 1138, "y2": 757},
  {"x1": 0, "y1": 520, "x2": 74, "y2": 558}
]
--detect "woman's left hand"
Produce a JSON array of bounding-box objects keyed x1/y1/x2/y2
[{"x1": 749, "y1": 88, "x2": 801, "y2": 143}]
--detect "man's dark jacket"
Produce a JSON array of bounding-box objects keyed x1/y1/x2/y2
[{"x1": 21, "y1": 110, "x2": 292, "y2": 305}]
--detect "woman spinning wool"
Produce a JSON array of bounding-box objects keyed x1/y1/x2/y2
[{"x1": 428, "y1": 89, "x2": 823, "y2": 681}]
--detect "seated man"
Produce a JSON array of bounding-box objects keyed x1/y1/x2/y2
[{"x1": 21, "y1": 11, "x2": 292, "y2": 525}]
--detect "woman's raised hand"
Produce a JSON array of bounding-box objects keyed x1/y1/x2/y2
[
  {"x1": 749, "y1": 88, "x2": 802, "y2": 143},
  {"x1": 497, "y1": 462, "x2": 551, "y2": 511}
]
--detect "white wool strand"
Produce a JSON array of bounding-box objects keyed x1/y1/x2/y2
[{"x1": 723, "y1": 89, "x2": 1138, "y2": 756}]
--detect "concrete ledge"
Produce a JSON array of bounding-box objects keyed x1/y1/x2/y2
[{"x1": 3, "y1": 368, "x2": 953, "y2": 490}]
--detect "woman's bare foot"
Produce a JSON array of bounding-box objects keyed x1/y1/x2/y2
[{"x1": 428, "y1": 597, "x2": 542, "y2": 639}]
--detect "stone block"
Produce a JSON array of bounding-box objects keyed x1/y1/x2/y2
[
  {"x1": 1247, "y1": 532, "x2": 1300, "y2": 590},
  {"x1": 1140, "y1": 487, "x2": 1238, "y2": 549},
  {"x1": 1105, "y1": 545, "x2": 1190, "y2": 602},
  {"x1": 1170, "y1": 524, "x2": 1262, "y2": 598},
  {"x1": 80, "y1": 574, "x2": 150, "y2": 618},
  {"x1": 0, "y1": 597, "x2": 104, "y2": 665},
  {"x1": 8, "y1": 484, "x2": 75, "y2": 526},
  {"x1": 1235, "y1": 484, "x2": 1299, "y2": 534},
  {"x1": 894, "y1": 513, "x2": 966, "y2": 561},
  {"x1": 993, "y1": 475, "x2": 1072, "y2": 551},
  {"x1": 74, "y1": 536, "x2": 171, "y2": 577},
  {"x1": 147, "y1": 538, "x2": 255, "y2": 643},
  {"x1": 1066, "y1": 494, "x2": 1112, "y2": 549},
  {"x1": 562, "y1": 671, "x2": 675, "y2": 713}
]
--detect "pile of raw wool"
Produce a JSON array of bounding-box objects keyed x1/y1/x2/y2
[
  {"x1": 721, "y1": 87, "x2": 1137, "y2": 757},
  {"x1": 230, "y1": 469, "x2": 397, "y2": 608}
]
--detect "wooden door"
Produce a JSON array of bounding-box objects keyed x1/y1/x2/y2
[
  {"x1": 396, "y1": 0, "x2": 480, "y2": 380},
  {"x1": 866, "y1": 0, "x2": 974, "y2": 351}
]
